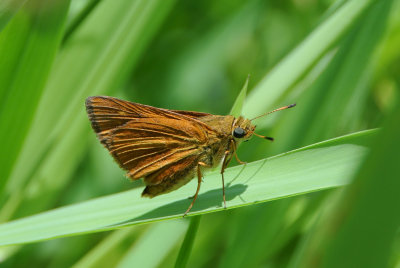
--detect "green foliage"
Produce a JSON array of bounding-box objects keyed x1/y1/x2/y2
[
  {"x1": 174, "y1": 216, "x2": 201, "y2": 268},
  {"x1": 298, "y1": 92, "x2": 400, "y2": 268},
  {"x1": 0, "y1": 130, "x2": 374, "y2": 246},
  {"x1": 0, "y1": 0, "x2": 399, "y2": 267},
  {"x1": 0, "y1": 0, "x2": 70, "y2": 193}
]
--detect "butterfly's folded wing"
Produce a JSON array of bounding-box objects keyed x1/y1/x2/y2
[
  {"x1": 85, "y1": 96, "x2": 214, "y2": 182},
  {"x1": 85, "y1": 96, "x2": 212, "y2": 131}
]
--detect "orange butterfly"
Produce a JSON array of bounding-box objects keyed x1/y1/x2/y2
[{"x1": 86, "y1": 96, "x2": 295, "y2": 215}]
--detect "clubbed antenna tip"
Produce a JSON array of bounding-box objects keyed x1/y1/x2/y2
[{"x1": 250, "y1": 103, "x2": 297, "y2": 121}]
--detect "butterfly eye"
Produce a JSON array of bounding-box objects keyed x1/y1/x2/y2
[{"x1": 233, "y1": 127, "x2": 246, "y2": 138}]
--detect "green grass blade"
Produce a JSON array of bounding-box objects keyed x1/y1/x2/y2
[
  {"x1": 72, "y1": 228, "x2": 136, "y2": 268},
  {"x1": 0, "y1": 129, "x2": 375, "y2": 246},
  {"x1": 174, "y1": 216, "x2": 201, "y2": 268},
  {"x1": 62, "y1": 0, "x2": 101, "y2": 43},
  {"x1": 116, "y1": 220, "x2": 188, "y2": 268},
  {"x1": 229, "y1": 75, "x2": 249, "y2": 117},
  {"x1": 219, "y1": 200, "x2": 291, "y2": 268},
  {"x1": 243, "y1": 0, "x2": 373, "y2": 118},
  {"x1": 265, "y1": 0, "x2": 392, "y2": 157},
  {"x1": 160, "y1": 0, "x2": 262, "y2": 113},
  {"x1": 0, "y1": 0, "x2": 70, "y2": 192},
  {"x1": 0, "y1": 0, "x2": 28, "y2": 31},
  {"x1": 3, "y1": 0, "x2": 176, "y2": 219},
  {"x1": 298, "y1": 101, "x2": 400, "y2": 268},
  {"x1": 7, "y1": 0, "x2": 176, "y2": 190}
]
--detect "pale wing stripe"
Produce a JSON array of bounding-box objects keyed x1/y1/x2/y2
[
  {"x1": 89, "y1": 105, "x2": 130, "y2": 111},
  {"x1": 89, "y1": 105, "x2": 136, "y2": 115},
  {"x1": 111, "y1": 137, "x2": 164, "y2": 143},
  {"x1": 94, "y1": 115, "x2": 134, "y2": 119},
  {"x1": 106, "y1": 96, "x2": 136, "y2": 109},
  {"x1": 122, "y1": 127, "x2": 196, "y2": 141},
  {"x1": 111, "y1": 141, "x2": 179, "y2": 154},
  {"x1": 129, "y1": 147, "x2": 199, "y2": 177},
  {"x1": 129, "y1": 121, "x2": 198, "y2": 139},
  {"x1": 112, "y1": 143, "x2": 172, "y2": 155},
  {"x1": 108, "y1": 97, "x2": 154, "y2": 116},
  {"x1": 121, "y1": 150, "x2": 168, "y2": 166}
]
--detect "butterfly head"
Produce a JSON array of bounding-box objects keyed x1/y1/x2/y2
[{"x1": 232, "y1": 117, "x2": 256, "y2": 141}]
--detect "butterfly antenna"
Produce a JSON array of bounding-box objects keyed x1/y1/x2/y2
[
  {"x1": 253, "y1": 132, "x2": 274, "y2": 141},
  {"x1": 250, "y1": 103, "x2": 296, "y2": 142},
  {"x1": 250, "y1": 103, "x2": 296, "y2": 121}
]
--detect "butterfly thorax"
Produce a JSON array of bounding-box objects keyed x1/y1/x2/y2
[{"x1": 197, "y1": 115, "x2": 236, "y2": 168}]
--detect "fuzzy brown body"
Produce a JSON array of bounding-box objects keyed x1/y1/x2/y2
[{"x1": 85, "y1": 96, "x2": 255, "y2": 199}]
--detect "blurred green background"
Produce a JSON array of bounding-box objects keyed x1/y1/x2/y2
[{"x1": 0, "y1": 0, "x2": 399, "y2": 267}]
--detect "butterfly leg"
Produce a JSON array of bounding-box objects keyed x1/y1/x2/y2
[
  {"x1": 221, "y1": 150, "x2": 234, "y2": 209},
  {"x1": 184, "y1": 162, "x2": 207, "y2": 217},
  {"x1": 230, "y1": 139, "x2": 247, "y2": 165}
]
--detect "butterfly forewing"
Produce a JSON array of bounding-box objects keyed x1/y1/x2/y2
[{"x1": 85, "y1": 96, "x2": 215, "y2": 181}]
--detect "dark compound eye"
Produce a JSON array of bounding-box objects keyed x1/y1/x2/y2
[{"x1": 233, "y1": 127, "x2": 246, "y2": 138}]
